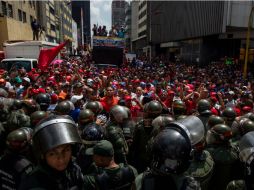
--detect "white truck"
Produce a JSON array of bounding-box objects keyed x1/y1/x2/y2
[{"x1": 1, "y1": 40, "x2": 59, "y2": 72}]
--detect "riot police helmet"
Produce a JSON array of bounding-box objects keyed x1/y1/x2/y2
[
  {"x1": 172, "y1": 100, "x2": 186, "y2": 116},
  {"x1": 206, "y1": 115, "x2": 225, "y2": 130},
  {"x1": 144, "y1": 100, "x2": 163, "y2": 119},
  {"x1": 33, "y1": 115, "x2": 81, "y2": 156},
  {"x1": 110, "y1": 105, "x2": 130, "y2": 124},
  {"x1": 151, "y1": 127, "x2": 192, "y2": 175},
  {"x1": 35, "y1": 93, "x2": 51, "y2": 111},
  {"x1": 197, "y1": 99, "x2": 211, "y2": 115},
  {"x1": 85, "y1": 101, "x2": 103, "y2": 115},
  {"x1": 30, "y1": 111, "x2": 48, "y2": 127},
  {"x1": 81, "y1": 123, "x2": 105, "y2": 145},
  {"x1": 54, "y1": 101, "x2": 72, "y2": 115},
  {"x1": 78, "y1": 109, "x2": 95, "y2": 126},
  {"x1": 6, "y1": 127, "x2": 33, "y2": 152},
  {"x1": 206, "y1": 124, "x2": 232, "y2": 145}
]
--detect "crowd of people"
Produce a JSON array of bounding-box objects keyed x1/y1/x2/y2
[
  {"x1": 92, "y1": 24, "x2": 126, "y2": 38},
  {"x1": 1, "y1": 49, "x2": 254, "y2": 190}
]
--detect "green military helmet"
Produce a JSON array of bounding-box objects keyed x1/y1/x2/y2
[
  {"x1": 243, "y1": 112, "x2": 254, "y2": 122},
  {"x1": 22, "y1": 99, "x2": 39, "y2": 114},
  {"x1": 30, "y1": 111, "x2": 48, "y2": 127},
  {"x1": 197, "y1": 99, "x2": 211, "y2": 115},
  {"x1": 144, "y1": 100, "x2": 163, "y2": 119},
  {"x1": 172, "y1": 100, "x2": 186, "y2": 117},
  {"x1": 151, "y1": 115, "x2": 175, "y2": 136},
  {"x1": 85, "y1": 101, "x2": 103, "y2": 115},
  {"x1": 176, "y1": 115, "x2": 188, "y2": 120},
  {"x1": 206, "y1": 115, "x2": 225, "y2": 130},
  {"x1": 222, "y1": 107, "x2": 236, "y2": 121},
  {"x1": 54, "y1": 101, "x2": 71, "y2": 115},
  {"x1": 206, "y1": 124, "x2": 232, "y2": 145},
  {"x1": 110, "y1": 105, "x2": 130, "y2": 124},
  {"x1": 6, "y1": 127, "x2": 33, "y2": 152},
  {"x1": 239, "y1": 119, "x2": 254, "y2": 136},
  {"x1": 78, "y1": 109, "x2": 95, "y2": 127},
  {"x1": 10, "y1": 99, "x2": 23, "y2": 111}
]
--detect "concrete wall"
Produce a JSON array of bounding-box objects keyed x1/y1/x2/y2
[{"x1": 0, "y1": 17, "x2": 33, "y2": 50}]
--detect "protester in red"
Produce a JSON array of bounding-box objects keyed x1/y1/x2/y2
[
  {"x1": 100, "y1": 86, "x2": 119, "y2": 113},
  {"x1": 124, "y1": 95, "x2": 142, "y2": 119}
]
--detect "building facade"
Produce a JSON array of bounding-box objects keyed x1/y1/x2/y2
[
  {"x1": 146, "y1": 1, "x2": 254, "y2": 64},
  {"x1": 0, "y1": 0, "x2": 37, "y2": 49},
  {"x1": 112, "y1": 0, "x2": 127, "y2": 30},
  {"x1": 125, "y1": 2, "x2": 131, "y2": 51},
  {"x1": 36, "y1": 0, "x2": 59, "y2": 43},
  {"x1": 54, "y1": 1, "x2": 73, "y2": 43},
  {"x1": 131, "y1": 0, "x2": 149, "y2": 57},
  {"x1": 72, "y1": 0, "x2": 91, "y2": 46}
]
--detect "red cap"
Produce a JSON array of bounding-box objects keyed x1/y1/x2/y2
[
  {"x1": 124, "y1": 95, "x2": 132, "y2": 101},
  {"x1": 51, "y1": 93, "x2": 58, "y2": 104},
  {"x1": 38, "y1": 88, "x2": 46, "y2": 93},
  {"x1": 242, "y1": 106, "x2": 252, "y2": 112},
  {"x1": 210, "y1": 92, "x2": 217, "y2": 97},
  {"x1": 167, "y1": 90, "x2": 175, "y2": 95}
]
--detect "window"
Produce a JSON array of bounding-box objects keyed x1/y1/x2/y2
[
  {"x1": 7, "y1": 4, "x2": 13, "y2": 18},
  {"x1": 23, "y1": 11, "x2": 27, "y2": 23},
  {"x1": 18, "y1": 9, "x2": 22, "y2": 21},
  {"x1": 49, "y1": 7, "x2": 54, "y2": 15},
  {"x1": 2, "y1": 1, "x2": 7, "y2": 16},
  {"x1": 30, "y1": 15, "x2": 33, "y2": 23},
  {"x1": 51, "y1": 24, "x2": 55, "y2": 31}
]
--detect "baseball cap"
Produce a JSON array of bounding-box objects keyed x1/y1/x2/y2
[
  {"x1": 70, "y1": 95, "x2": 83, "y2": 104},
  {"x1": 228, "y1": 91, "x2": 235, "y2": 95},
  {"x1": 14, "y1": 76, "x2": 22, "y2": 83},
  {"x1": 86, "y1": 140, "x2": 114, "y2": 157},
  {"x1": 23, "y1": 77, "x2": 30, "y2": 83}
]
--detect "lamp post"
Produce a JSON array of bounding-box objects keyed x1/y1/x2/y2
[{"x1": 244, "y1": 6, "x2": 254, "y2": 79}]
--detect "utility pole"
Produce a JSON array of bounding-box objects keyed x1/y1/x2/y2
[
  {"x1": 244, "y1": 6, "x2": 254, "y2": 79},
  {"x1": 81, "y1": 7, "x2": 84, "y2": 46}
]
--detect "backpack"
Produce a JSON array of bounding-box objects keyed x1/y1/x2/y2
[{"x1": 95, "y1": 165, "x2": 135, "y2": 190}]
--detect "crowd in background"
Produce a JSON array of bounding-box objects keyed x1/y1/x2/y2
[{"x1": 1, "y1": 49, "x2": 254, "y2": 189}]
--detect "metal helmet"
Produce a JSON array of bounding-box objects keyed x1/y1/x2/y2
[
  {"x1": 197, "y1": 99, "x2": 211, "y2": 115},
  {"x1": 110, "y1": 105, "x2": 130, "y2": 124},
  {"x1": 144, "y1": 100, "x2": 163, "y2": 119},
  {"x1": 22, "y1": 99, "x2": 39, "y2": 114},
  {"x1": 244, "y1": 112, "x2": 254, "y2": 122},
  {"x1": 151, "y1": 127, "x2": 192, "y2": 175},
  {"x1": 222, "y1": 107, "x2": 236, "y2": 120},
  {"x1": 81, "y1": 123, "x2": 105, "y2": 145},
  {"x1": 6, "y1": 127, "x2": 33, "y2": 152},
  {"x1": 176, "y1": 115, "x2": 188, "y2": 120},
  {"x1": 85, "y1": 101, "x2": 103, "y2": 115},
  {"x1": 206, "y1": 115, "x2": 225, "y2": 130},
  {"x1": 33, "y1": 115, "x2": 81, "y2": 155},
  {"x1": 78, "y1": 109, "x2": 95, "y2": 126},
  {"x1": 206, "y1": 124, "x2": 232, "y2": 145},
  {"x1": 54, "y1": 101, "x2": 71, "y2": 115},
  {"x1": 0, "y1": 88, "x2": 8, "y2": 97},
  {"x1": 238, "y1": 119, "x2": 254, "y2": 136},
  {"x1": 10, "y1": 99, "x2": 23, "y2": 111},
  {"x1": 168, "y1": 116, "x2": 205, "y2": 146},
  {"x1": 151, "y1": 115, "x2": 175, "y2": 136},
  {"x1": 172, "y1": 100, "x2": 186, "y2": 116},
  {"x1": 30, "y1": 111, "x2": 48, "y2": 127},
  {"x1": 239, "y1": 131, "x2": 254, "y2": 164},
  {"x1": 35, "y1": 93, "x2": 51, "y2": 111}
]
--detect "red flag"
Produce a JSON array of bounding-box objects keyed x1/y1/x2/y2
[{"x1": 38, "y1": 41, "x2": 67, "y2": 71}]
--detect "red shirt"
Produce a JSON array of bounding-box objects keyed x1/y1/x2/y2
[{"x1": 100, "y1": 96, "x2": 119, "y2": 113}]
